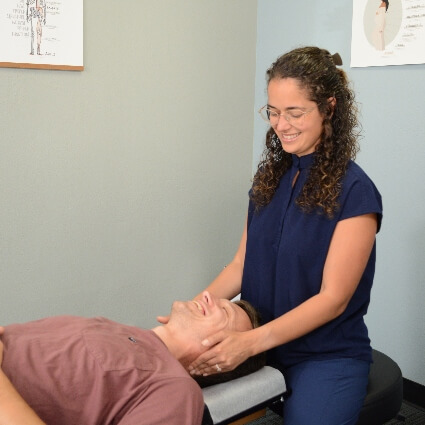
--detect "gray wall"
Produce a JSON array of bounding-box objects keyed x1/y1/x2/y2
[
  {"x1": 2, "y1": 0, "x2": 423, "y2": 390},
  {"x1": 0, "y1": 1, "x2": 257, "y2": 329},
  {"x1": 255, "y1": 1, "x2": 425, "y2": 386}
]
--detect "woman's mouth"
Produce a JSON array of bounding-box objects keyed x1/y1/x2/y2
[{"x1": 280, "y1": 132, "x2": 301, "y2": 141}]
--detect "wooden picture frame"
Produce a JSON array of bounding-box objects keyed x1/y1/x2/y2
[{"x1": 0, "y1": 0, "x2": 83, "y2": 71}]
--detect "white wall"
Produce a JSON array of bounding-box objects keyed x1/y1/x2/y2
[
  {"x1": 0, "y1": 1, "x2": 257, "y2": 329},
  {"x1": 255, "y1": 1, "x2": 425, "y2": 386}
]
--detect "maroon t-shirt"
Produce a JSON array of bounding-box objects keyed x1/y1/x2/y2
[{"x1": 2, "y1": 316, "x2": 203, "y2": 425}]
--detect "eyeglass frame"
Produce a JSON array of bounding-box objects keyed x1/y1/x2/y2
[{"x1": 258, "y1": 105, "x2": 315, "y2": 126}]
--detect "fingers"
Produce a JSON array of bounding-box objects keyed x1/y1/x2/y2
[
  {"x1": 0, "y1": 326, "x2": 4, "y2": 335},
  {"x1": 190, "y1": 353, "x2": 237, "y2": 376},
  {"x1": 189, "y1": 349, "x2": 215, "y2": 372},
  {"x1": 189, "y1": 354, "x2": 226, "y2": 377},
  {"x1": 188, "y1": 332, "x2": 230, "y2": 376},
  {"x1": 200, "y1": 330, "x2": 226, "y2": 349},
  {"x1": 188, "y1": 346, "x2": 223, "y2": 376},
  {"x1": 190, "y1": 331, "x2": 253, "y2": 376},
  {"x1": 192, "y1": 363, "x2": 223, "y2": 376},
  {"x1": 156, "y1": 315, "x2": 170, "y2": 324}
]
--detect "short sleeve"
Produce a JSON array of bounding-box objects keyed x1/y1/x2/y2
[
  {"x1": 247, "y1": 197, "x2": 255, "y2": 231},
  {"x1": 338, "y1": 166, "x2": 383, "y2": 232}
]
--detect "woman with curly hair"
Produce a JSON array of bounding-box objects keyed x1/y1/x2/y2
[{"x1": 188, "y1": 46, "x2": 382, "y2": 424}]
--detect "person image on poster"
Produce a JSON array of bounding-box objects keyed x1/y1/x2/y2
[
  {"x1": 26, "y1": 0, "x2": 46, "y2": 55},
  {"x1": 372, "y1": 0, "x2": 390, "y2": 50}
]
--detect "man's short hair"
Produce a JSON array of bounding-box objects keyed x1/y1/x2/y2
[{"x1": 194, "y1": 299, "x2": 266, "y2": 388}]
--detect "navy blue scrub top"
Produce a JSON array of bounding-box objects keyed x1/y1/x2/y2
[{"x1": 241, "y1": 153, "x2": 383, "y2": 369}]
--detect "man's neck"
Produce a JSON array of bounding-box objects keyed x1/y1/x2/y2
[{"x1": 151, "y1": 325, "x2": 202, "y2": 369}]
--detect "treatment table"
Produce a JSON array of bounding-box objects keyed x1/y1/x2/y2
[
  {"x1": 202, "y1": 365, "x2": 287, "y2": 425},
  {"x1": 201, "y1": 349, "x2": 403, "y2": 425}
]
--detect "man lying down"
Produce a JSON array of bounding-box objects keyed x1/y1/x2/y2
[{"x1": 0, "y1": 291, "x2": 265, "y2": 425}]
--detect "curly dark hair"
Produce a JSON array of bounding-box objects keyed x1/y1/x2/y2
[{"x1": 251, "y1": 46, "x2": 361, "y2": 218}]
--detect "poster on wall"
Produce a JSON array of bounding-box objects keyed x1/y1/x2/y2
[
  {"x1": 0, "y1": 0, "x2": 83, "y2": 71},
  {"x1": 351, "y1": 0, "x2": 425, "y2": 67}
]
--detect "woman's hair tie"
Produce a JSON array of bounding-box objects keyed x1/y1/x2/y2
[{"x1": 331, "y1": 53, "x2": 343, "y2": 66}]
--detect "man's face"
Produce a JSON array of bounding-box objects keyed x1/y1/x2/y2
[{"x1": 168, "y1": 291, "x2": 252, "y2": 341}]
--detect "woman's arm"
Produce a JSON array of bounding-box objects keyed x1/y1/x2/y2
[
  {"x1": 190, "y1": 213, "x2": 378, "y2": 375},
  {"x1": 0, "y1": 340, "x2": 46, "y2": 425}
]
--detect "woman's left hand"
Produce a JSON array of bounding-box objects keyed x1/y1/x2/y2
[{"x1": 188, "y1": 330, "x2": 253, "y2": 376}]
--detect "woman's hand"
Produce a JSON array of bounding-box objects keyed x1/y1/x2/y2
[
  {"x1": 188, "y1": 330, "x2": 254, "y2": 376},
  {"x1": 156, "y1": 315, "x2": 170, "y2": 324}
]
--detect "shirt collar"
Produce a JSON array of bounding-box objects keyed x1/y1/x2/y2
[{"x1": 291, "y1": 152, "x2": 315, "y2": 170}]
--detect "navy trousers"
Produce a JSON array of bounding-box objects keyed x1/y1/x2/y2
[{"x1": 283, "y1": 358, "x2": 370, "y2": 425}]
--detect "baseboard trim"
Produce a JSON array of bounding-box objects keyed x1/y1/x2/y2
[{"x1": 403, "y1": 378, "x2": 425, "y2": 409}]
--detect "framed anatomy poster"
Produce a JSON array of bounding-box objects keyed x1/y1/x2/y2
[
  {"x1": 351, "y1": 0, "x2": 425, "y2": 67},
  {"x1": 0, "y1": 0, "x2": 83, "y2": 71}
]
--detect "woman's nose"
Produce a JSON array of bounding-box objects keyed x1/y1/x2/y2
[{"x1": 275, "y1": 115, "x2": 292, "y2": 131}]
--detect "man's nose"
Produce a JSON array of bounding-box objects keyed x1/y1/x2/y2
[{"x1": 202, "y1": 291, "x2": 214, "y2": 307}]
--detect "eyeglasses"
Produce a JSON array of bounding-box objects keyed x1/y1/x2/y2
[{"x1": 258, "y1": 105, "x2": 315, "y2": 126}]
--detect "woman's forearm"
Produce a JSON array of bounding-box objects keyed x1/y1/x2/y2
[
  {"x1": 249, "y1": 291, "x2": 345, "y2": 356},
  {"x1": 194, "y1": 260, "x2": 243, "y2": 301}
]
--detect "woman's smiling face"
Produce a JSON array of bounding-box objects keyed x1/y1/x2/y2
[{"x1": 267, "y1": 77, "x2": 325, "y2": 157}]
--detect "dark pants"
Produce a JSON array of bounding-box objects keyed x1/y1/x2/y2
[{"x1": 283, "y1": 358, "x2": 370, "y2": 425}]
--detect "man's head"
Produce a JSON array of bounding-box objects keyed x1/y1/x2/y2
[
  {"x1": 153, "y1": 291, "x2": 266, "y2": 386},
  {"x1": 167, "y1": 291, "x2": 253, "y2": 343},
  {"x1": 192, "y1": 296, "x2": 266, "y2": 387}
]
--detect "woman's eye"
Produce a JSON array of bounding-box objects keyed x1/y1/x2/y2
[{"x1": 289, "y1": 111, "x2": 304, "y2": 119}]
